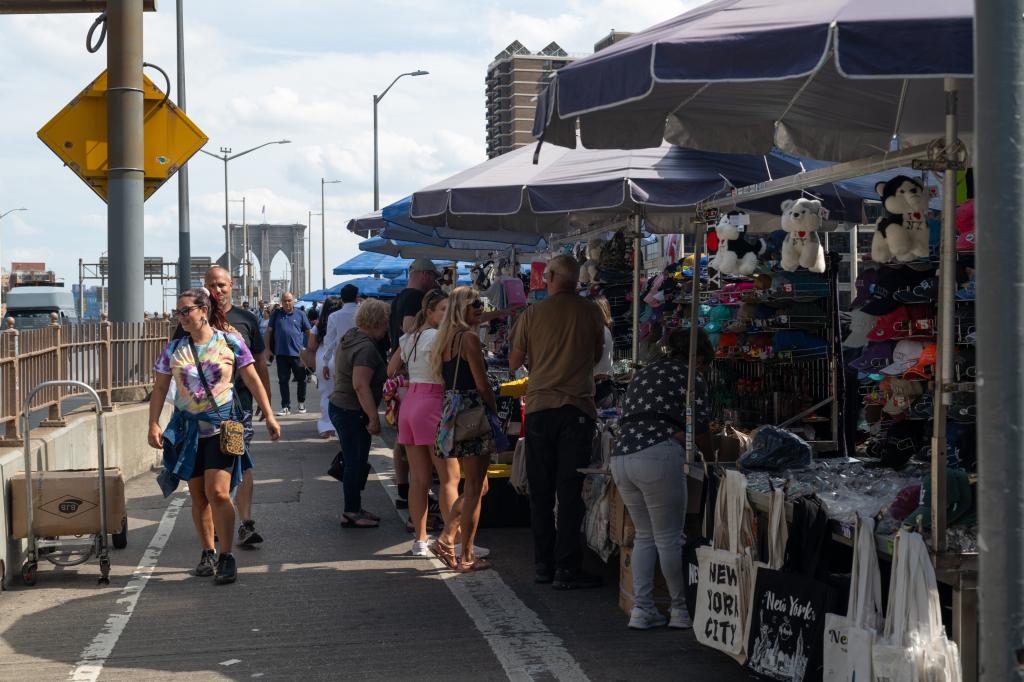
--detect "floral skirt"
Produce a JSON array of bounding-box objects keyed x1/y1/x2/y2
[{"x1": 436, "y1": 389, "x2": 495, "y2": 460}]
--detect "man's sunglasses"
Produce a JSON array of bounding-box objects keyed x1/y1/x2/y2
[{"x1": 172, "y1": 305, "x2": 201, "y2": 317}]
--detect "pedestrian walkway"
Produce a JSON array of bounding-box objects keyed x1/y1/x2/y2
[{"x1": 0, "y1": 381, "x2": 749, "y2": 681}]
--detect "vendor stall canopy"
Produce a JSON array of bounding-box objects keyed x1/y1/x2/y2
[
  {"x1": 533, "y1": 0, "x2": 973, "y2": 161},
  {"x1": 407, "y1": 139, "x2": 876, "y2": 235},
  {"x1": 300, "y1": 276, "x2": 395, "y2": 303},
  {"x1": 359, "y1": 237, "x2": 544, "y2": 263},
  {"x1": 347, "y1": 200, "x2": 546, "y2": 248},
  {"x1": 332, "y1": 251, "x2": 415, "y2": 278}
]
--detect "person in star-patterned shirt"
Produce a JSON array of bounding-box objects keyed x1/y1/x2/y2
[{"x1": 610, "y1": 327, "x2": 714, "y2": 630}]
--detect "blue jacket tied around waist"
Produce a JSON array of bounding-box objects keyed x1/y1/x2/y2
[{"x1": 158, "y1": 403, "x2": 253, "y2": 497}]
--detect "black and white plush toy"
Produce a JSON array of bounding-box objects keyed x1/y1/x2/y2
[
  {"x1": 872, "y1": 175, "x2": 929, "y2": 263},
  {"x1": 710, "y1": 210, "x2": 765, "y2": 275},
  {"x1": 779, "y1": 198, "x2": 826, "y2": 273}
]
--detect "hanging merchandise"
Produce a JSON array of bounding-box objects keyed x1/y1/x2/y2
[
  {"x1": 685, "y1": 466, "x2": 718, "y2": 618},
  {"x1": 872, "y1": 531, "x2": 962, "y2": 682},
  {"x1": 779, "y1": 198, "x2": 826, "y2": 273},
  {"x1": 580, "y1": 237, "x2": 607, "y2": 284},
  {"x1": 745, "y1": 496, "x2": 839, "y2": 682},
  {"x1": 530, "y1": 261, "x2": 547, "y2": 292},
  {"x1": 822, "y1": 516, "x2": 883, "y2": 682},
  {"x1": 871, "y1": 176, "x2": 931, "y2": 264},
  {"x1": 694, "y1": 470, "x2": 757, "y2": 662},
  {"x1": 710, "y1": 210, "x2": 766, "y2": 276}
]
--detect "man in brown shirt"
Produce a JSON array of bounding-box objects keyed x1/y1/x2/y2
[{"x1": 509, "y1": 254, "x2": 605, "y2": 589}]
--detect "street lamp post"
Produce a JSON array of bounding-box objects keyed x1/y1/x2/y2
[
  {"x1": 229, "y1": 197, "x2": 247, "y2": 299},
  {"x1": 199, "y1": 140, "x2": 290, "y2": 300},
  {"x1": 0, "y1": 207, "x2": 27, "y2": 317},
  {"x1": 373, "y1": 70, "x2": 428, "y2": 210},
  {"x1": 321, "y1": 179, "x2": 341, "y2": 290},
  {"x1": 308, "y1": 210, "x2": 321, "y2": 294}
]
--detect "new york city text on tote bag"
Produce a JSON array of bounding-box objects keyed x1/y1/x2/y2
[
  {"x1": 822, "y1": 516, "x2": 884, "y2": 682},
  {"x1": 872, "y1": 531, "x2": 961, "y2": 682},
  {"x1": 694, "y1": 469, "x2": 756, "y2": 660}
]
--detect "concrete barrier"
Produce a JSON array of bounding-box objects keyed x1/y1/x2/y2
[{"x1": 0, "y1": 400, "x2": 170, "y2": 587}]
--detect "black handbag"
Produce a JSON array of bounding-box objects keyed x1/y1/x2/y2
[{"x1": 189, "y1": 337, "x2": 245, "y2": 456}]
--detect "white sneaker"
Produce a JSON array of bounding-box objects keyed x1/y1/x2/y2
[
  {"x1": 628, "y1": 607, "x2": 668, "y2": 630},
  {"x1": 298, "y1": 403, "x2": 307, "y2": 414},
  {"x1": 276, "y1": 407, "x2": 291, "y2": 416},
  {"x1": 669, "y1": 607, "x2": 692, "y2": 630},
  {"x1": 410, "y1": 540, "x2": 431, "y2": 557},
  {"x1": 455, "y1": 543, "x2": 489, "y2": 559}
]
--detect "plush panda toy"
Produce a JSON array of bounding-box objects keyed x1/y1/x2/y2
[
  {"x1": 710, "y1": 210, "x2": 765, "y2": 275},
  {"x1": 872, "y1": 175, "x2": 929, "y2": 263},
  {"x1": 779, "y1": 198, "x2": 826, "y2": 273}
]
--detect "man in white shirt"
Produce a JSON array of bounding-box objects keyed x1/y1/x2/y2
[{"x1": 322, "y1": 284, "x2": 360, "y2": 380}]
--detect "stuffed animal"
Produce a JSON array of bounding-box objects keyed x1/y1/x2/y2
[
  {"x1": 872, "y1": 175, "x2": 929, "y2": 262},
  {"x1": 710, "y1": 210, "x2": 765, "y2": 275},
  {"x1": 437, "y1": 265, "x2": 457, "y2": 293},
  {"x1": 779, "y1": 198, "x2": 826, "y2": 273},
  {"x1": 580, "y1": 237, "x2": 606, "y2": 285},
  {"x1": 472, "y1": 260, "x2": 493, "y2": 290}
]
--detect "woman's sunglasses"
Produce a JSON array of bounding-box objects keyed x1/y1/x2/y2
[
  {"x1": 172, "y1": 304, "x2": 201, "y2": 317},
  {"x1": 469, "y1": 300, "x2": 484, "y2": 310}
]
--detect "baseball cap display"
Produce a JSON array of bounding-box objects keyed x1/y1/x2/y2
[
  {"x1": 409, "y1": 258, "x2": 439, "y2": 273},
  {"x1": 904, "y1": 343, "x2": 938, "y2": 380},
  {"x1": 851, "y1": 267, "x2": 880, "y2": 309},
  {"x1": 850, "y1": 340, "x2": 896, "y2": 372},
  {"x1": 866, "y1": 419, "x2": 926, "y2": 469},
  {"x1": 954, "y1": 347, "x2": 976, "y2": 382},
  {"x1": 843, "y1": 310, "x2": 878, "y2": 348},
  {"x1": 860, "y1": 267, "x2": 920, "y2": 315},
  {"x1": 905, "y1": 468, "x2": 975, "y2": 529},
  {"x1": 869, "y1": 307, "x2": 912, "y2": 342},
  {"x1": 881, "y1": 339, "x2": 927, "y2": 376},
  {"x1": 704, "y1": 304, "x2": 734, "y2": 333},
  {"x1": 771, "y1": 330, "x2": 827, "y2": 357}
]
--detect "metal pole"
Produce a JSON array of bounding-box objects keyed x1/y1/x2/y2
[
  {"x1": 106, "y1": 0, "x2": 145, "y2": 322},
  {"x1": 321, "y1": 179, "x2": 326, "y2": 290},
  {"x1": 78, "y1": 258, "x2": 84, "y2": 319},
  {"x1": 930, "y1": 78, "x2": 957, "y2": 554},
  {"x1": 308, "y1": 210, "x2": 312, "y2": 293},
  {"x1": 175, "y1": 0, "x2": 191, "y2": 295},
  {"x1": 373, "y1": 96, "x2": 379, "y2": 211},
  {"x1": 223, "y1": 154, "x2": 231, "y2": 284},
  {"x1": 849, "y1": 224, "x2": 859, "y2": 307},
  {"x1": 631, "y1": 216, "x2": 641, "y2": 365},
  {"x1": 685, "y1": 220, "x2": 705, "y2": 463},
  {"x1": 241, "y1": 197, "x2": 247, "y2": 299},
  {"x1": 976, "y1": 2, "x2": 1024, "y2": 678}
]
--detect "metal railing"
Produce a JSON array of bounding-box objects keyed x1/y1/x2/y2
[{"x1": 0, "y1": 314, "x2": 173, "y2": 445}]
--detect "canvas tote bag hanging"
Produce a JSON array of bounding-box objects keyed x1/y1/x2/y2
[
  {"x1": 822, "y1": 515, "x2": 883, "y2": 682},
  {"x1": 694, "y1": 469, "x2": 756, "y2": 661}
]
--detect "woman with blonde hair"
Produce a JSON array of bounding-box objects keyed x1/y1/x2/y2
[
  {"x1": 429, "y1": 286, "x2": 497, "y2": 572},
  {"x1": 329, "y1": 298, "x2": 391, "y2": 528},
  {"x1": 386, "y1": 290, "x2": 460, "y2": 555}
]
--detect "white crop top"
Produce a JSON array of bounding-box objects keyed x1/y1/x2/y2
[{"x1": 399, "y1": 328, "x2": 441, "y2": 385}]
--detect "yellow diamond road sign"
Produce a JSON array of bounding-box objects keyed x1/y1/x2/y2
[{"x1": 38, "y1": 69, "x2": 208, "y2": 203}]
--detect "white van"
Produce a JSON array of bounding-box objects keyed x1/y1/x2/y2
[{"x1": 5, "y1": 286, "x2": 79, "y2": 329}]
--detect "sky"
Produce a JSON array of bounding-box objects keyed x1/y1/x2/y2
[{"x1": 0, "y1": 0, "x2": 697, "y2": 312}]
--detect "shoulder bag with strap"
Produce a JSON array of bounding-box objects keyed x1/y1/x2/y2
[
  {"x1": 189, "y1": 335, "x2": 246, "y2": 456},
  {"x1": 450, "y1": 332, "x2": 491, "y2": 442}
]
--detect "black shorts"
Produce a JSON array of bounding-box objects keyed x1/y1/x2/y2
[{"x1": 190, "y1": 435, "x2": 235, "y2": 478}]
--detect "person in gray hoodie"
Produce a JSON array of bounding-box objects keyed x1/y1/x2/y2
[{"x1": 329, "y1": 298, "x2": 390, "y2": 528}]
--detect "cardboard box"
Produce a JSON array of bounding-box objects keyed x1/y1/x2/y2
[
  {"x1": 618, "y1": 544, "x2": 672, "y2": 616},
  {"x1": 10, "y1": 468, "x2": 125, "y2": 539},
  {"x1": 608, "y1": 481, "x2": 635, "y2": 547}
]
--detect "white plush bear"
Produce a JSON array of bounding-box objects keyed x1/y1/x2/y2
[
  {"x1": 580, "y1": 237, "x2": 606, "y2": 285},
  {"x1": 779, "y1": 198, "x2": 826, "y2": 273},
  {"x1": 710, "y1": 210, "x2": 764, "y2": 275}
]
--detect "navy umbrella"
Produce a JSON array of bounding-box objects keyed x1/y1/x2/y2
[{"x1": 534, "y1": 0, "x2": 973, "y2": 161}]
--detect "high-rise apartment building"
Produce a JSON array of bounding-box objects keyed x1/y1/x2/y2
[{"x1": 485, "y1": 41, "x2": 575, "y2": 158}]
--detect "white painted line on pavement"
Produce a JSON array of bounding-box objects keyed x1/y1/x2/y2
[
  {"x1": 369, "y1": 450, "x2": 590, "y2": 682},
  {"x1": 69, "y1": 495, "x2": 187, "y2": 682},
  {"x1": 220, "y1": 659, "x2": 242, "y2": 666}
]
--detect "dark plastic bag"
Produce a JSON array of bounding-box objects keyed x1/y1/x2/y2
[{"x1": 739, "y1": 426, "x2": 812, "y2": 470}]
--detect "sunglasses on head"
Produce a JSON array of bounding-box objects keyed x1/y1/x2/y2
[{"x1": 172, "y1": 304, "x2": 201, "y2": 317}]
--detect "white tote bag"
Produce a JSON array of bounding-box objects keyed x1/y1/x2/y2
[
  {"x1": 823, "y1": 516, "x2": 883, "y2": 682},
  {"x1": 872, "y1": 531, "x2": 962, "y2": 682},
  {"x1": 694, "y1": 470, "x2": 755, "y2": 661}
]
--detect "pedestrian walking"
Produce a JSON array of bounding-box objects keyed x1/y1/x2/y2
[
  {"x1": 389, "y1": 258, "x2": 440, "y2": 509},
  {"x1": 171, "y1": 267, "x2": 273, "y2": 547},
  {"x1": 319, "y1": 284, "x2": 360, "y2": 438},
  {"x1": 386, "y1": 290, "x2": 459, "y2": 556},
  {"x1": 508, "y1": 254, "x2": 606, "y2": 589},
  {"x1": 149, "y1": 288, "x2": 281, "y2": 584},
  {"x1": 306, "y1": 296, "x2": 342, "y2": 439},
  {"x1": 611, "y1": 327, "x2": 714, "y2": 630},
  {"x1": 431, "y1": 286, "x2": 496, "y2": 572},
  {"x1": 329, "y1": 298, "x2": 390, "y2": 528},
  {"x1": 265, "y1": 292, "x2": 312, "y2": 415}
]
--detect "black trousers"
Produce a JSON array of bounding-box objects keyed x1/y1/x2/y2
[
  {"x1": 275, "y1": 355, "x2": 306, "y2": 408},
  {"x1": 524, "y1": 405, "x2": 595, "y2": 573}
]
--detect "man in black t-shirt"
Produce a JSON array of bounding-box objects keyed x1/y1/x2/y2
[{"x1": 173, "y1": 267, "x2": 271, "y2": 547}]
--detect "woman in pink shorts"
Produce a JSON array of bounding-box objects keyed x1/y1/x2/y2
[{"x1": 386, "y1": 290, "x2": 457, "y2": 556}]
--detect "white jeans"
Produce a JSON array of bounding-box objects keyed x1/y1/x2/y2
[
  {"x1": 317, "y1": 376, "x2": 334, "y2": 434},
  {"x1": 610, "y1": 439, "x2": 687, "y2": 612}
]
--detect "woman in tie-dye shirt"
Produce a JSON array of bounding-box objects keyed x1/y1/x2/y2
[{"x1": 148, "y1": 287, "x2": 280, "y2": 585}]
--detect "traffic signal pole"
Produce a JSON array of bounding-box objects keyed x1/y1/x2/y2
[{"x1": 105, "y1": 0, "x2": 145, "y2": 322}]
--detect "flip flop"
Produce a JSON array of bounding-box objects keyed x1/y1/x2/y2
[
  {"x1": 341, "y1": 512, "x2": 378, "y2": 529},
  {"x1": 454, "y1": 556, "x2": 492, "y2": 573}
]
